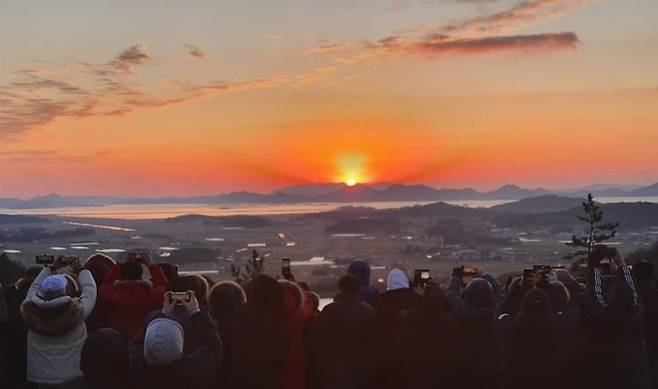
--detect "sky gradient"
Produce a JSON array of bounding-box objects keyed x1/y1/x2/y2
[{"x1": 1, "y1": 0, "x2": 657, "y2": 197}]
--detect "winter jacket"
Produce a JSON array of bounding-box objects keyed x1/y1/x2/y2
[
  {"x1": 100, "y1": 263, "x2": 167, "y2": 341},
  {"x1": 447, "y1": 275, "x2": 504, "y2": 389},
  {"x1": 130, "y1": 311, "x2": 222, "y2": 389},
  {"x1": 372, "y1": 281, "x2": 420, "y2": 389},
  {"x1": 20, "y1": 267, "x2": 97, "y2": 384},
  {"x1": 308, "y1": 292, "x2": 376, "y2": 389},
  {"x1": 580, "y1": 266, "x2": 652, "y2": 389},
  {"x1": 218, "y1": 303, "x2": 287, "y2": 389}
]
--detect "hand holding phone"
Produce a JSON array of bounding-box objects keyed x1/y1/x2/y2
[{"x1": 282, "y1": 258, "x2": 293, "y2": 280}]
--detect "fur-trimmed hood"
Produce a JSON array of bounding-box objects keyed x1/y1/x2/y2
[{"x1": 21, "y1": 296, "x2": 85, "y2": 337}]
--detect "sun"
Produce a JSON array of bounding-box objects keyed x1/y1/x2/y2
[{"x1": 345, "y1": 178, "x2": 358, "y2": 187}]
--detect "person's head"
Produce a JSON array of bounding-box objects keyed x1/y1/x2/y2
[
  {"x1": 279, "y1": 280, "x2": 305, "y2": 315},
  {"x1": 144, "y1": 318, "x2": 184, "y2": 367},
  {"x1": 168, "y1": 275, "x2": 209, "y2": 305},
  {"x1": 80, "y1": 328, "x2": 129, "y2": 385},
  {"x1": 26, "y1": 265, "x2": 43, "y2": 280},
  {"x1": 338, "y1": 274, "x2": 361, "y2": 297},
  {"x1": 548, "y1": 281, "x2": 570, "y2": 313},
  {"x1": 246, "y1": 274, "x2": 284, "y2": 316},
  {"x1": 158, "y1": 262, "x2": 179, "y2": 281},
  {"x1": 386, "y1": 268, "x2": 409, "y2": 291},
  {"x1": 464, "y1": 278, "x2": 495, "y2": 309},
  {"x1": 84, "y1": 254, "x2": 116, "y2": 286},
  {"x1": 39, "y1": 274, "x2": 68, "y2": 301},
  {"x1": 591, "y1": 246, "x2": 619, "y2": 265},
  {"x1": 520, "y1": 288, "x2": 550, "y2": 314},
  {"x1": 120, "y1": 261, "x2": 143, "y2": 281},
  {"x1": 420, "y1": 281, "x2": 445, "y2": 314},
  {"x1": 208, "y1": 280, "x2": 246, "y2": 320},
  {"x1": 555, "y1": 269, "x2": 582, "y2": 296},
  {"x1": 308, "y1": 292, "x2": 320, "y2": 312},
  {"x1": 347, "y1": 260, "x2": 371, "y2": 287},
  {"x1": 632, "y1": 260, "x2": 655, "y2": 284}
]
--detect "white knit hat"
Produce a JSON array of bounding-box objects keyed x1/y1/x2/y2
[{"x1": 144, "y1": 318, "x2": 184, "y2": 367}]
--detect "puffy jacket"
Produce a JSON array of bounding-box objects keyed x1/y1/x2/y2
[
  {"x1": 20, "y1": 267, "x2": 97, "y2": 384},
  {"x1": 100, "y1": 263, "x2": 167, "y2": 340}
]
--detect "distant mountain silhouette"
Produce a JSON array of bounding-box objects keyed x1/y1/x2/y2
[
  {"x1": 4, "y1": 181, "x2": 657, "y2": 209},
  {"x1": 490, "y1": 195, "x2": 583, "y2": 214}
]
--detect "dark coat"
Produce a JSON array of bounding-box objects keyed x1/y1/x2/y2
[
  {"x1": 398, "y1": 305, "x2": 462, "y2": 389},
  {"x1": 308, "y1": 293, "x2": 376, "y2": 389},
  {"x1": 130, "y1": 311, "x2": 222, "y2": 389},
  {"x1": 447, "y1": 276, "x2": 504, "y2": 389},
  {"x1": 217, "y1": 303, "x2": 287, "y2": 389},
  {"x1": 371, "y1": 288, "x2": 420, "y2": 389}
]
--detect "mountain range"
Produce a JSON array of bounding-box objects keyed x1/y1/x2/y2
[{"x1": 0, "y1": 182, "x2": 657, "y2": 210}]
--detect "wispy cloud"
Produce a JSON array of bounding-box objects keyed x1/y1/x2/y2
[
  {"x1": 97, "y1": 44, "x2": 153, "y2": 76},
  {"x1": 183, "y1": 44, "x2": 207, "y2": 59}
]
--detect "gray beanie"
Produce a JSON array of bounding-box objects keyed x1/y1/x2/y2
[{"x1": 144, "y1": 318, "x2": 184, "y2": 367}]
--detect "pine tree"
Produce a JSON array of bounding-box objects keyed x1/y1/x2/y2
[
  {"x1": 230, "y1": 249, "x2": 264, "y2": 286},
  {"x1": 565, "y1": 193, "x2": 619, "y2": 266}
]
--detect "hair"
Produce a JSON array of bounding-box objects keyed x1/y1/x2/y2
[
  {"x1": 247, "y1": 275, "x2": 284, "y2": 317},
  {"x1": 520, "y1": 288, "x2": 551, "y2": 314},
  {"x1": 631, "y1": 260, "x2": 655, "y2": 283},
  {"x1": 167, "y1": 275, "x2": 209, "y2": 305},
  {"x1": 308, "y1": 292, "x2": 320, "y2": 312},
  {"x1": 420, "y1": 281, "x2": 445, "y2": 316},
  {"x1": 119, "y1": 261, "x2": 143, "y2": 281},
  {"x1": 591, "y1": 246, "x2": 619, "y2": 264},
  {"x1": 209, "y1": 280, "x2": 247, "y2": 319},
  {"x1": 158, "y1": 262, "x2": 179, "y2": 281},
  {"x1": 80, "y1": 328, "x2": 129, "y2": 385},
  {"x1": 338, "y1": 274, "x2": 361, "y2": 296},
  {"x1": 548, "y1": 281, "x2": 570, "y2": 313},
  {"x1": 279, "y1": 280, "x2": 306, "y2": 309}
]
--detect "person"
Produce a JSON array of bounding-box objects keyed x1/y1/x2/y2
[
  {"x1": 279, "y1": 280, "x2": 313, "y2": 389},
  {"x1": 398, "y1": 281, "x2": 461, "y2": 389},
  {"x1": 1, "y1": 265, "x2": 42, "y2": 388},
  {"x1": 83, "y1": 254, "x2": 115, "y2": 330},
  {"x1": 61, "y1": 328, "x2": 132, "y2": 389},
  {"x1": 208, "y1": 280, "x2": 246, "y2": 329},
  {"x1": 20, "y1": 256, "x2": 97, "y2": 387},
  {"x1": 496, "y1": 288, "x2": 557, "y2": 389},
  {"x1": 100, "y1": 252, "x2": 167, "y2": 341},
  {"x1": 130, "y1": 291, "x2": 222, "y2": 389},
  {"x1": 632, "y1": 260, "x2": 658, "y2": 385},
  {"x1": 347, "y1": 260, "x2": 380, "y2": 306},
  {"x1": 582, "y1": 254, "x2": 652, "y2": 389},
  {"x1": 308, "y1": 274, "x2": 376, "y2": 389},
  {"x1": 446, "y1": 266, "x2": 504, "y2": 389},
  {"x1": 372, "y1": 268, "x2": 419, "y2": 389},
  {"x1": 217, "y1": 275, "x2": 287, "y2": 389}
]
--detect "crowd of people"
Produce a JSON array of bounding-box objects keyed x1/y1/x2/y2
[{"x1": 0, "y1": 247, "x2": 656, "y2": 389}]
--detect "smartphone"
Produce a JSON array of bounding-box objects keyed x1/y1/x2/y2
[
  {"x1": 36, "y1": 255, "x2": 55, "y2": 265},
  {"x1": 282, "y1": 258, "x2": 292, "y2": 277},
  {"x1": 60, "y1": 255, "x2": 79, "y2": 265},
  {"x1": 414, "y1": 269, "x2": 431, "y2": 285},
  {"x1": 169, "y1": 291, "x2": 191, "y2": 304},
  {"x1": 523, "y1": 268, "x2": 535, "y2": 281}
]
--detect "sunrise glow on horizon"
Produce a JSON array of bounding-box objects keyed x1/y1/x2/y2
[{"x1": 1, "y1": 1, "x2": 657, "y2": 197}]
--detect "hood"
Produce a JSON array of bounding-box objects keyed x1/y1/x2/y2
[
  {"x1": 81, "y1": 328, "x2": 129, "y2": 383},
  {"x1": 348, "y1": 260, "x2": 372, "y2": 287},
  {"x1": 84, "y1": 254, "x2": 115, "y2": 286},
  {"x1": 209, "y1": 280, "x2": 247, "y2": 319},
  {"x1": 144, "y1": 318, "x2": 184, "y2": 367},
  {"x1": 464, "y1": 278, "x2": 495, "y2": 310},
  {"x1": 20, "y1": 296, "x2": 84, "y2": 336},
  {"x1": 386, "y1": 268, "x2": 409, "y2": 291}
]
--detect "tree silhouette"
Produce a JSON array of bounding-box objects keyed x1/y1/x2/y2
[
  {"x1": 230, "y1": 249, "x2": 264, "y2": 286},
  {"x1": 565, "y1": 193, "x2": 619, "y2": 266}
]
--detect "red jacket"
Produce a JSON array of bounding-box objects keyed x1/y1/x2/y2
[
  {"x1": 281, "y1": 292, "x2": 313, "y2": 389},
  {"x1": 100, "y1": 263, "x2": 167, "y2": 341}
]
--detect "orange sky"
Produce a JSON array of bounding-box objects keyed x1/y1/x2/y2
[{"x1": 1, "y1": 1, "x2": 657, "y2": 197}]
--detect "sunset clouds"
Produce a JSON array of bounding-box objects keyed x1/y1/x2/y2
[{"x1": 0, "y1": 0, "x2": 656, "y2": 196}]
